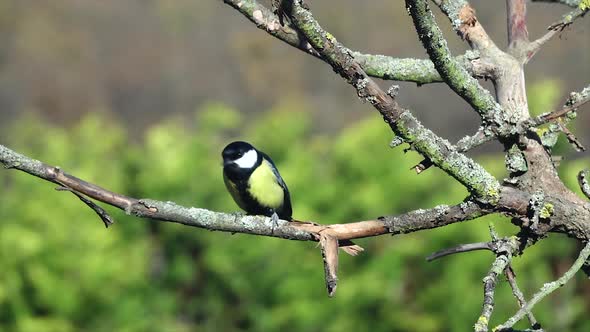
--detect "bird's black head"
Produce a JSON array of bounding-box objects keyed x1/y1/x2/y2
[{"x1": 222, "y1": 141, "x2": 259, "y2": 170}]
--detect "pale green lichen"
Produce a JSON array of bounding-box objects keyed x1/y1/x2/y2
[
  {"x1": 325, "y1": 32, "x2": 335, "y2": 42},
  {"x1": 540, "y1": 203, "x2": 554, "y2": 219},
  {"x1": 505, "y1": 144, "x2": 528, "y2": 173},
  {"x1": 474, "y1": 315, "x2": 488, "y2": 331},
  {"x1": 580, "y1": 0, "x2": 590, "y2": 11}
]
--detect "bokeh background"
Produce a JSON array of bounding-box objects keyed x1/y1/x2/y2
[{"x1": 0, "y1": 1, "x2": 589, "y2": 331}]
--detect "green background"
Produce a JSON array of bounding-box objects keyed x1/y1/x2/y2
[{"x1": 1, "y1": 81, "x2": 589, "y2": 331}]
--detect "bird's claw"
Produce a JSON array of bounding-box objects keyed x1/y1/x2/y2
[{"x1": 271, "y1": 212, "x2": 280, "y2": 234}]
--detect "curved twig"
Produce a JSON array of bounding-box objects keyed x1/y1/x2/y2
[
  {"x1": 426, "y1": 242, "x2": 492, "y2": 261},
  {"x1": 55, "y1": 184, "x2": 115, "y2": 228}
]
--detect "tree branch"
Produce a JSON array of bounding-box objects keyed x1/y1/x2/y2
[
  {"x1": 382, "y1": 200, "x2": 491, "y2": 234},
  {"x1": 529, "y1": 84, "x2": 590, "y2": 126},
  {"x1": 406, "y1": 0, "x2": 503, "y2": 123},
  {"x1": 505, "y1": 266, "x2": 540, "y2": 329},
  {"x1": 221, "y1": 0, "x2": 492, "y2": 85},
  {"x1": 223, "y1": 0, "x2": 320, "y2": 57},
  {"x1": 55, "y1": 185, "x2": 115, "y2": 228},
  {"x1": 531, "y1": 0, "x2": 581, "y2": 8},
  {"x1": 499, "y1": 186, "x2": 590, "y2": 241},
  {"x1": 426, "y1": 242, "x2": 492, "y2": 261},
  {"x1": 221, "y1": 1, "x2": 590, "y2": 242},
  {"x1": 517, "y1": 84, "x2": 589, "y2": 151},
  {"x1": 280, "y1": 0, "x2": 502, "y2": 202},
  {"x1": 430, "y1": 0, "x2": 499, "y2": 52},
  {"x1": 523, "y1": 4, "x2": 589, "y2": 63},
  {"x1": 507, "y1": 0, "x2": 530, "y2": 49},
  {"x1": 495, "y1": 240, "x2": 590, "y2": 331},
  {"x1": 12, "y1": 137, "x2": 585, "y2": 254},
  {"x1": 417, "y1": 127, "x2": 495, "y2": 174},
  {"x1": 559, "y1": 124, "x2": 586, "y2": 151},
  {"x1": 456, "y1": 127, "x2": 495, "y2": 152},
  {"x1": 475, "y1": 254, "x2": 512, "y2": 332},
  {"x1": 352, "y1": 50, "x2": 488, "y2": 85},
  {"x1": 474, "y1": 230, "x2": 521, "y2": 332},
  {"x1": 0, "y1": 143, "x2": 500, "y2": 245}
]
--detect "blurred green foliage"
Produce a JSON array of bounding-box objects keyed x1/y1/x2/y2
[{"x1": 1, "y1": 101, "x2": 589, "y2": 332}]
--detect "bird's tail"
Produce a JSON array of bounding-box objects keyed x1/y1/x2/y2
[{"x1": 290, "y1": 219, "x2": 365, "y2": 256}]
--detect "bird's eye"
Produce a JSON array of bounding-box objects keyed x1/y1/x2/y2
[{"x1": 236, "y1": 152, "x2": 243, "y2": 158}]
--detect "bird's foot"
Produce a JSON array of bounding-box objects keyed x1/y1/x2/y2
[{"x1": 271, "y1": 212, "x2": 280, "y2": 234}]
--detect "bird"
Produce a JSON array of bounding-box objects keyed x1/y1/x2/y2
[
  {"x1": 222, "y1": 141, "x2": 292, "y2": 225},
  {"x1": 222, "y1": 141, "x2": 363, "y2": 256}
]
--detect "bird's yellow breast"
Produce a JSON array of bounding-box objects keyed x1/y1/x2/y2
[{"x1": 248, "y1": 159, "x2": 284, "y2": 208}]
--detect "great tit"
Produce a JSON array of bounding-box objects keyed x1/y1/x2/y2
[
  {"x1": 222, "y1": 141, "x2": 292, "y2": 223},
  {"x1": 221, "y1": 141, "x2": 364, "y2": 256}
]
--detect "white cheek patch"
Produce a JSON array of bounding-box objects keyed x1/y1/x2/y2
[{"x1": 235, "y1": 149, "x2": 258, "y2": 168}]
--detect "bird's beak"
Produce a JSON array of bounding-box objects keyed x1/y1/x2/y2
[{"x1": 222, "y1": 160, "x2": 233, "y2": 167}]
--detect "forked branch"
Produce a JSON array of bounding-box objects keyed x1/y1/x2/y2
[
  {"x1": 495, "y1": 241, "x2": 590, "y2": 331},
  {"x1": 221, "y1": 0, "x2": 491, "y2": 84},
  {"x1": 524, "y1": 4, "x2": 589, "y2": 63},
  {"x1": 528, "y1": 85, "x2": 590, "y2": 126}
]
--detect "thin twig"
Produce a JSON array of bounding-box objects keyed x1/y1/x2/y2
[
  {"x1": 474, "y1": 230, "x2": 523, "y2": 332},
  {"x1": 56, "y1": 186, "x2": 115, "y2": 228},
  {"x1": 523, "y1": 85, "x2": 589, "y2": 151},
  {"x1": 524, "y1": 85, "x2": 590, "y2": 151},
  {"x1": 475, "y1": 254, "x2": 512, "y2": 332},
  {"x1": 495, "y1": 241, "x2": 590, "y2": 331},
  {"x1": 558, "y1": 123, "x2": 586, "y2": 151},
  {"x1": 531, "y1": 0, "x2": 581, "y2": 8},
  {"x1": 529, "y1": 85, "x2": 590, "y2": 127},
  {"x1": 524, "y1": 4, "x2": 588, "y2": 63},
  {"x1": 456, "y1": 127, "x2": 495, "y2": 152},
  {"x1": 426, "y1": 242, "x2": 492, "y2": 261},
  {"x1": 505, "y1": 265, "x2": 540, "y2": 328},
  {"x1": 417, "y1": 128, "x2": 495, "y2": 174}
]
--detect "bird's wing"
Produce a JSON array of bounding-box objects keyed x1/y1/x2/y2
[
  {"x1": 260, "y1": 152, "x2": 292, "y2": 219},
  {"x1": 260, "y1": 152, "x2": 289, "y2": 192}
]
